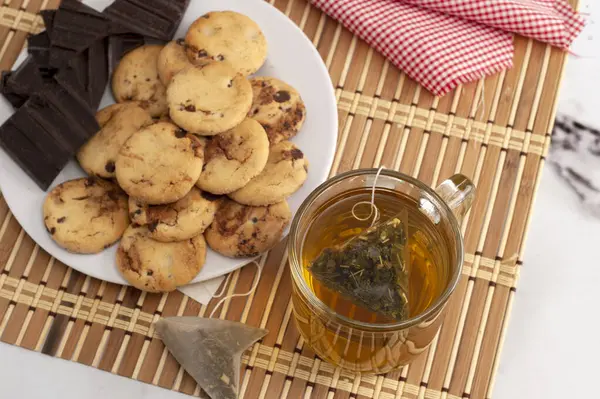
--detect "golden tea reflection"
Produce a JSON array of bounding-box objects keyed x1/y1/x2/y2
[{"x1": 293, "y1": 188, "x2": 451, "y2": 371}]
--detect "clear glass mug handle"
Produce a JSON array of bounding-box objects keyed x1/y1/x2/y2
[{"x1": 434, "y1": 174, "x2": 476, "y2": 225}]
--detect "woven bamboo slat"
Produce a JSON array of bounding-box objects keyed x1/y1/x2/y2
[{"x1": 0, "y1": 0, "x2": 574, "y2": 398}]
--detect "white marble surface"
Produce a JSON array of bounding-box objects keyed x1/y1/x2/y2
[
  {"x1": 1, "y1": 2, "x2": 599, "y2": 399},
  {"x1": 0, "y1": 342, "x2": 187, "y2": 399}
]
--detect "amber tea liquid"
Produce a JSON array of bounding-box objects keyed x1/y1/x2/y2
[{"x1": 294, "y1": 188, "x2": 451, "y2": 371}]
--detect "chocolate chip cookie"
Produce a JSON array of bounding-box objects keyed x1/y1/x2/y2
[
  {"x1": 248, "y1": 77, "x2": 306, "y2": 144},
  {"x1": 185, "y1": 11, "x2": 267, "y2": 76},
  {"x1": 167, "y1": 62, "x2": 253, "y2": 135},
  {"x1": 196, "y1": 118, "x2": 269, "y2": 194},
  {"x1": 157, "y1": 39, "x2": 193, "y2": 85},
  {"x1": 112, "y1": 44, "x2": 168, "y2": 117},
  {"x1": 229, "y1": 141, "x2": 309, "y2": 206},
  {"x1": 129, "y1": 187, "x2": 220, "y2": 242},
  {"x1": 115, "y1": 121, "x2": 205, "y2": 204},
  {"x1": 77, "y1": 102, "x2": 153, "y2": 178},
  {"x1": 117, "y1": 224, "x2": 207, "y2": 292},
  {"x1": 204, "y1": 198, "x2": 291, "y2": 258},
  {"x1": 43, "y1": 177, "x2": 129, "y2": 254}
]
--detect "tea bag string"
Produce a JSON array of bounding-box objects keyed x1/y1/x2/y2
[
  {"x1": 351, "y1": 165, "x2": 384, "y2": 227},
  {"x1": 209, "y1": 260, "x2": 262, "y2": 318}
]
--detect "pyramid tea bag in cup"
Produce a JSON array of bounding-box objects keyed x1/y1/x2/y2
[
  {"x1": 308, "y1": 208, "x2": 411, "y2": 321},
  {"x1": 288, "y1": 170, "x2": 475, "y2": 373}
]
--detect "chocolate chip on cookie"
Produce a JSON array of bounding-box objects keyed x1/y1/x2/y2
[
  {"x1": 77, "y1": 102, "x2": 153, "y2": 178},
  {"x1": 248, "y1": 77, "x2": 306, "y2": 144}
]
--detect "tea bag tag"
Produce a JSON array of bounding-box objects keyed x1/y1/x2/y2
[
  {"x1": 155, "y1": 317, "x2": 268, "y2": 399},
  {"x1": 352, "y1": 166, "x2": 385, "y2": 227}
]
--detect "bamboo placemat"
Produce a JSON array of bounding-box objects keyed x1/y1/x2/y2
[{"x1": 0, "y1": 0, "x2": 574, "y2": 398}]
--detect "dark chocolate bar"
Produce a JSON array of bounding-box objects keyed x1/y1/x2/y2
[
  {"x1": 108, "y1": 33, "x2": 145, "y2": 73},
  {"x1": 40, "y1": 10, "x2": 56, "y2": 32},
  {"x1": 49, "y1": 46, "x2": 78, "y2": 69},
  {"x1": 0, "y1": 71, "x2": 28, "y2": 108},
  {"x1": 126, "y1": 0, "x2": 187, "y2": 24},
  {"x1": 0, "y1": 118, "x2": 62, "y2": 190},
  {"x1": 38, "y1": 67, "x2": 58, "y2": 81},
  {"x1": 28, "y1": 31, "x2": 50, "y2": 50},
  {"x1": 23, "y1": 93, "x2": 85, "y2": 154},
  {"x1": 40, "y1": 80, "x2": 99, "y2": 145},
  {"x1": 6, "y1": 56, "x2": 45, "y2": 96},
  {"x1": 27, "y1": 31, "x2": 51, "y2": 66},
  {"x1": 103, "y1": 0, "x2": 181, "y2": 41},
  {"x1": 87, "y1": 38, "x2": 109, "y2": 110},
  {"x1": 50, "y1": 8, "x2": 109, "y2": 51},
  {"x1": 22, "y1": 95, "x2": 83, "y2": 156},
  {"x1": 54, "y1": 63, "x2": 90, "y2": 108},
  {"x1": 53, "y1": 38, "x2": 108, "y2": 111},
  {"x1": 67, "y1": 51, "x2": 89, "y2": 89},
  {"x1": 59, "y1": 0, "x2": 106, "y2": 18},
  {"x1": 12, "y1": 101, "x2": 72, "y2": 164}
]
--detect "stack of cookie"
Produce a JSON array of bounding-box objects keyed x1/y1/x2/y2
[{"x1": 42, "y1": 11, "x2": 309, "y2": 293}]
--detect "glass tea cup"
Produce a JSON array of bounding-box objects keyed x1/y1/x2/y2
[{"x1": 288, "y1": 169, "x2": 475, "y2": 374}]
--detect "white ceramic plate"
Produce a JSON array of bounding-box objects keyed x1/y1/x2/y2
[{"x1": 0, "y1": 0, "x2": 337, "y2": 285}]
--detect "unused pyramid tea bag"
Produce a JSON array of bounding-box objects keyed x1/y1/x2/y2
[
  {"x1": 309, "y1": 208, "x2": 411, "y2": 321},
  {"x1": 155, "y1": 317, "x2": 268, "y2": 399}
]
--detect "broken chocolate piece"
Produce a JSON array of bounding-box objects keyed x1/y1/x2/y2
[
  {"x1": 49, "y1": 46, "x2": 78, "y2": 69},
  {"x1": 22, "y1": 95, "x2": 82, "y2": 154},
  {"x1": 27, "y1": 31, "x2": 51, "y2": 67},
  {"x1": 127, "y1": 0, "x2": 187, "y2": 23},
  {"x1": 86, "y1": 38, "x2": 109, "y2": 110},
  {"x1": 55, "y1": 64, "x2": 90, "y2": 108},
  {"x1": 50, "y1": 6, "x2": 109, "y2": 51},
  {"x1": 0, "y1": 119, "x2": 62, "y2": 190},
  {"x1": 27, "y1": 80, "x2": 99, "y2": 151},
  {"x1": 103, "y1": 1, "x2": 174, "y2": 41},
  {"x1": 0, "y1": 71, "x2": 27, "y2": 108},
  {"x1": 108, "y1": 33, "x2": 145, "y2": 73},
  {"x1": 40, "y1": 10, "x2": 56, "y2": 32},
  {"x1": 59, "y1": 0, "x2": 105, "y2": 18},
  {"x1": 103, "y1": 0, "x2": 190, "y2": 41},
  {"x1": 11, "y1": 103, "x2": 72, "y2": 165},
  {"x1": 43, "y1": 81, "x2": 99, "y2": 139},
  {"x1": 6, "y1": 56, "x2": 45, "y2": 97}
]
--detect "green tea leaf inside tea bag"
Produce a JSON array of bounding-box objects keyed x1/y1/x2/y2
[{"x1": 309, "y1": 209, "x2": 411, "y2": 321}]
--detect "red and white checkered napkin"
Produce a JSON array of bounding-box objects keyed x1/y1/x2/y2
[{"x1": 310, "y1": 0, "x2": 584, "y2": 96}]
